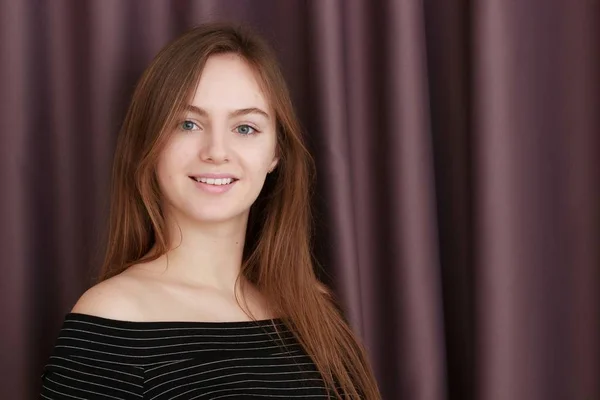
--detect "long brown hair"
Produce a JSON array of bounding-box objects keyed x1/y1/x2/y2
[{"x1": 100, "y1": 22, "x2": 380, "y2": 399}]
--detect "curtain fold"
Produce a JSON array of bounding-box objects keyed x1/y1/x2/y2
[{"x1": 473, "y1": 1, "x2": 600, "y2": 399}]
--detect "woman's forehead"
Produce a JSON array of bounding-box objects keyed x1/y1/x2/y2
[{"x1": 188, "y1": 53, "x2": 272, "y2": 116}]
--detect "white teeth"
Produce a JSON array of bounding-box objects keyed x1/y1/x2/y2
[{"x1": 196, "y1": 177, "x2": 233, "y2": 185}]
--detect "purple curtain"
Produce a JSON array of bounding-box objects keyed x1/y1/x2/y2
[{"x1": 1, "y1": 1, "x2": 598, "y2": 399}]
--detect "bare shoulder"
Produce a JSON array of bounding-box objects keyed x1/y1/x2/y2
[{"x1": 71, "y1": 273, "x2": 145, "y2": 321}]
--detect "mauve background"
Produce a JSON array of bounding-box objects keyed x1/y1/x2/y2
[{"x1": 1, "y1": 1, "x2": 598, "y2": 399}]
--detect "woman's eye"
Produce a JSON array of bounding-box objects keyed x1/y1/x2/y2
[
  {"x1": 180, "y1": 120, "x2": 199, "y2": 131},
  {"x1": 235, "y1": 124, "x2": 257, "y2": 136}
]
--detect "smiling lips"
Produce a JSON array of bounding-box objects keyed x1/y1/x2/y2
[
  {"x1": 192, "y1": 176, "x2": 235, "y2": 186},
  {"x1": 189, "y1": 175, "x2": 238, "y2": 193}
]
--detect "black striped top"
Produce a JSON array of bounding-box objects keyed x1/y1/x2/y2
[{"x1": 40, "y1": 313, "x2": 334, "y2": 399}]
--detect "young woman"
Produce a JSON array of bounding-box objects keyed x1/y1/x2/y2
[{"x1": 40, "y1": 23, "x2": 380, "y2": 399}]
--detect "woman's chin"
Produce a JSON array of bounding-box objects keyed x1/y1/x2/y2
[{"x1": 186, "y1": 209, "x2": 249, "y2": 226}]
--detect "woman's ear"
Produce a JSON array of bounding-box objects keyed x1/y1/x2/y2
[{"x1": 268, "y1": 157, "x2": 279, "y2": 173}]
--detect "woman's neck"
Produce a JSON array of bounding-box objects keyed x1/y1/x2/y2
[{"x1": 149, "y1": 213, "x2": 249, "y2": 292}]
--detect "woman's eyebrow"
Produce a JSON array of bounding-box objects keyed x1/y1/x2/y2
[
  {"x1": 230, "y1": 107, "x2": 270, "y2": 120},
  {"x1": 184, "y1": 105, "x2": 270, "y2": 120}
]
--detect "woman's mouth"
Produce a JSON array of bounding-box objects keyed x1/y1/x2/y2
[
  {"x1": 189, "y1": 176, "x2": 238, "y2": 194},
  {"x1": 190, "y1": 176, "x2": 236, "y2": 186}
]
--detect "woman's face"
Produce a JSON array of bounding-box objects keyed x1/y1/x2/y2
[{"x1": 156, "y1": 53, "x2": 278, "y2": 226}]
